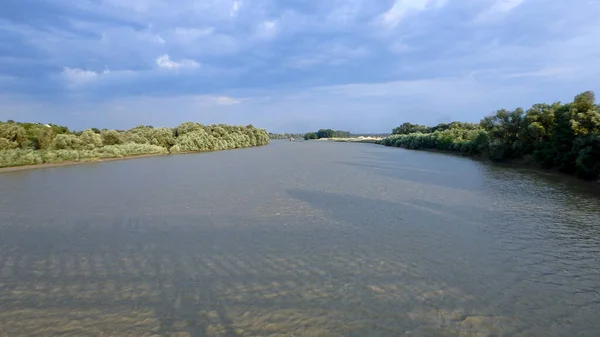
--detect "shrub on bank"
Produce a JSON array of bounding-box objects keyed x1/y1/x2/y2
[
  {"x1": 381, "y1": 91, "x2": 600, "y2": 182},
  {"x1": 0, "y1": 149, "x2": 43, "y2": 167},
  {"x1": 0, "y1": 121, "x2": 269, "y2": 168}
]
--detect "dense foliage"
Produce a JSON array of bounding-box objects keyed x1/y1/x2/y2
[
  {"x1": 269, "y1": 133, "x2": 305, "y2": 140},
  {"x1": 304, "y1": 129, "x2": 351, "y2": 140},
  {"x1": 0, "y1": 121, "x2": 269, "y2": 168},
  {"x1": 381, "y1": 91, "x2": 600, "y2": 181}
]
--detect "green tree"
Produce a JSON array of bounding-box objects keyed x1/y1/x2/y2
[
  {"x1": 480, "y1": 108, "x2": 525, "y2": 159},
  {"x1": 51, "y1": 134, "x2": 82, "y2": 150},
  {"x1": 550, "y1": 103, "x2": 577, "y2": 173},
  {"x1": 0, "y1": 123, "x2": 28, "y2": 148},
  {"x1": 392, "y1": 122, "x2": 430, "y2": 135},
  {"x1": 35, "y1": 127, "x2": 55, "y2": 150},
  {"x1": 304, "y1": 132, "x2": 318, "y2": 140},
  {"x1": 316, "y1": 129, "x2": 334, "y2": 139},
  {"x1": 79, "y1": 129, "x2": 103, "y2": 150},
  {"x1": 570, "y1": 91, "x2": 600, "y2": 135},
  {"x1": 101, "y1": 130, "x2": 123, "y2": 146}
]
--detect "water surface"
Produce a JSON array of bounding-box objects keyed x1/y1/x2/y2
[{"x1": 1, "y1": 141, "x2": 599, "y2": 336}]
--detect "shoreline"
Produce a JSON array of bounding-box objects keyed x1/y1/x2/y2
[
  {"x1": 0, "y1": 153, "x2": 169, "y2": 173},
  {"x1": 380, "y1": 145, "x2": 600, "y2": 185},
  {"x1": 316, "y1": 137, "x2": 383, "y2": 144},
  {"x1": 0, "y1": 144, "x2": 268, "y2": 174}
]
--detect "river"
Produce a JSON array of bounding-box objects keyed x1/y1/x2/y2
[{"x1": 1, "y1": 140, "x2": 599, "y2": 336}]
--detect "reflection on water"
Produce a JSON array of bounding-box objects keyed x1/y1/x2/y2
[{"x1": 1, "y1": 141, "x2": 599, "y2": 336}]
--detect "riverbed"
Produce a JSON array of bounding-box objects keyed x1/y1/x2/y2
[{"x1": 1, "y1": 140, "x2": 599, "y2": 336}]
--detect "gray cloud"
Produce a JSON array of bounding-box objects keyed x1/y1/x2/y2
[{"x1": 0, "y1": 0, "x2": 599, "y2": 132}]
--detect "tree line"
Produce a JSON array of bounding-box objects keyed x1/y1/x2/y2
[
  {"x1": 269, "y1": 133, "x2": 305, "y2": 140},
  {"x1": 304, "y1": 129, "x2": 351, "y2": 140},
  {"x1": 380, "y1": 91, "x2": 600, "y2": 181},
  {"x1": 0, "y1": 121, "x2": 269, "y2": 168}
]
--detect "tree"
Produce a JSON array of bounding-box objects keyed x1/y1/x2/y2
[
  {"x1": 101, "y1": 130, "x2": 123, "y2": 146},
  {"x1": 51, "y1": 134, "x2": 82, "y2": 150},
  {"x1": 304, "y1": 132, "x2": 318, "y2": 140},
  {"x1": 0, "y1": 123, "x2": 27, "y2": 148},
  {"x1": 480, "y1": 108, "x2": 525, "y2": 159},
  {"x1": 35, "y1": 127, "x2": 54, "y2": 150},
  {"x1": 392, "y1": 122, "x2": 430, "y2": 135},
  {"x1": 570, "y1": 91, "x2": 600, "y2": 135},
  {"x1": 79, "y1": 129, "x2": 103, "y2": 150},
  {"x1": 316, "y1": 129, "x2": 334, "y2": 139}
]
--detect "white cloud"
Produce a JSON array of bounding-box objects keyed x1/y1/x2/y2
[
  {"x1": 326, "y1": 0, "x2": 364, "y2": 25},
  {"x1": 489, "y1": 0, "x2": 525, "y2": 13},
  {"x1": 284, "y1": 42, "x2": 371, "y2": 69},
  {"x1": 154, "y1": 34, "x2": 165, "y2": 44},
  {"x1": 62, "y1": 67, "x2": 109, "y2": 84},
  {"x1": 380, "y1": 0, "x2": 447, "y2": 28},
  {"x1": 216, "y1": 96, "x2": 241, "y2": 105},
  {"x1": 474, "y1": 0, "x2": 526, "y2": 22},
  {"x1": 164, "y1": 27, "x2": 238, "y2": 56},
  {"x1": 502, "y1": 67, "x2": 576, "y2": 79},
  {"x1": 155, "y1": 54, "x2": 200, "y2": 69},
  {"x1": 254, "y1": 20, "x2": 278, "y2": 39},
  {"x1": 231, "y1": 0, "x2": 241, "y2": 17},
  {"x1": 173, "y1": 27, "x2": 214, "y2": 41}
]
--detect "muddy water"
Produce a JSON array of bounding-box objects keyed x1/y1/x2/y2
[{"x1": 0, "y1": 141, "x2": 599, "y2": 336}]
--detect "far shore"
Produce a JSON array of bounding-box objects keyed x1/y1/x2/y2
[{"x1": 316, "y1": 137, "x2": 383, "y2": 143}]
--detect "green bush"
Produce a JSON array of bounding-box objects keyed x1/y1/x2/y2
[
  {"x1": 51, "y1": 134, "x2": 82, "y2": 150},
  {"x1": 0, "y1": 149, "x2": 43, "y2": 168},
  {"x1": 0, "y1": 121, "x2": 268, "y2": 168},
  {"x1": 79, "y1": 129, "x2": 103, "y2": 150},
  {"x1": 381, "y1": 91, "x2": 600, "y2": 181}
]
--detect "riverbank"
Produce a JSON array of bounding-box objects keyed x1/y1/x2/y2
[
  {"x1": 0, "y1": 144, "x2": 267, "y2": 174},
  {"x1": 316, "y1": 136, "x2": 383, "y2": 144},
  {"x1": 379, "y1": 143, "x2": 600, "y2": 185},
  {"x1": 0, "y1": 153, "x2": 168, "y2": 173},
  {"x1": 1, "y1": 121, "x2": 271, "y2": 171}
]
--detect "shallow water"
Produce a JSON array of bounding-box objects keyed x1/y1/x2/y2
[{"x1": 1, "y1": 141, "x2": 599, "y2": 336}]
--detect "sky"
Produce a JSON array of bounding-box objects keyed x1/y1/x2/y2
[{"x1": 1, "y1": 0, "x2": 599, "y2": 133}]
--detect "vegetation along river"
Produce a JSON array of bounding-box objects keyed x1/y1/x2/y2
[{"x1": 1, "y1": 140, "x2": 599, "y2": 336}]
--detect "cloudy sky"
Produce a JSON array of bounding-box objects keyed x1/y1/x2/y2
[{"x1": 1, "y1": 0, "x2": 599, "y2": 132}]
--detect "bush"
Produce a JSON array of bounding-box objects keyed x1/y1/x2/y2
[
  {"x1": 51, "y1": 134, "x2": 82, "y2": 150},
  {"x1": 101, "y1": 130, "x2": 123, "y2": 146},
  {"x1": 0, "y1": 121, "x2": 269, "y2": 169},
  {"x1": 0, "y1": 149, "x2": 43, "y2": 168},
  {"x1": 79, "y1": 129, "x2": 103, "y2": 150}
]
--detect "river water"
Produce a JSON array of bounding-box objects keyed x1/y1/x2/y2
[{"x1": 0, "y1": 140, "x2": 599, "y2": 336}]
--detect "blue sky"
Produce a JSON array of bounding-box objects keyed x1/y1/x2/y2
[{"x1": 1, "y1": 0, "x2": 599, "y2": 133}]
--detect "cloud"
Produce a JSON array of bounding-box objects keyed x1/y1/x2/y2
[
  {"x1": 154, "y1": 34, "x2": 166, "y2": 44},
  {"x1": 173, "y1": 27, "x2": 214, "y2": 40},
  {"x1": 216, "y1": 96, "x2": 241, "y2": 105},
  {"x1": 1, "y1": 0, "x2": 599, "y2": 132},
  {"x1": 380, "y1": 0, "x2": 448, "y2": 28},
  {"x1": 231, "y1": 0, "x2": 241, "y2": 17},
  {"x1": 284, "y1": 41, "x2": 371, "y2": 69},
  {"x1": 62, "y1": 67, "x2": 108, "y2": 84},
  {"x1": 254, "y1": 20, "x2": 278, "y2": 40},
  {"x1": 474, "y1": 0, "x2": 526, "y2": 22},
  {"x1": 326, "y1": 0, "x2": 365, "y2": 25},
  {"x1": 155, "y1": 54, "x2": 200, "y2": 70}
]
